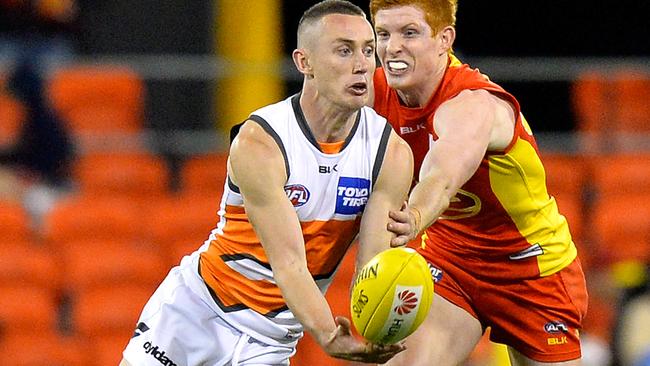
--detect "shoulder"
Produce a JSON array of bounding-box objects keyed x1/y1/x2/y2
[
  {"x1": 231, "y1": 120, "x2": 279, "y2": 161},
  {"x1": 386, "y1": 130, "x2": 413, "y2": 161},
  {"x1": 229, "y1": 119, "x2": 287, "y2": 187}
]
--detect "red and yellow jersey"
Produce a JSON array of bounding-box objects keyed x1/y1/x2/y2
[
  {"x1": 373, "y1": 55, "x2": 576, "y2": 279},
  {"x1": 198, "y1": 94, "x2": 392, "y2": 341}
]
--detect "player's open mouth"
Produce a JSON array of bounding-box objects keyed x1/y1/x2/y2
[
  {"x1": 386, "y1": 61, "x2": 408, "y2": 74},
  {"x1": 349, "y1": 82, "x2": 368, "y2": 95}
]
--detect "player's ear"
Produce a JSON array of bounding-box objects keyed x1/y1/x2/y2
[
  {"x1": 292, "y1": 48, "x2": 313, "y2": 77},
  {"x1": 438, "y1": 26, "x2": 456, "y2": 55}
]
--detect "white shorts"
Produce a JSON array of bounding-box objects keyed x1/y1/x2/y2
[{"x1": 122, "y1": 254, "x2": 296, "y2": 366}]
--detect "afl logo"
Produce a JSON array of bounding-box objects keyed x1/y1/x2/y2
[{"x1": 285, "y1": 184, "x2": 310, "y2": 207}]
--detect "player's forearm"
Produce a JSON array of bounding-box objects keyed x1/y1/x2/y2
[
  {"x1": 408, "y1": 170, "x2": 452, "y2": 233},
  {"x1": 273, "y1": 264, "x2": 337, "y2": 347}
]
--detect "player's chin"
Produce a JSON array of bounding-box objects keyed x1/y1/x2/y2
[
  {"x1": 343, "y1": 92, "x2": 369, "y2": 109},
  {"x1": 384, "y1": 74, "x2": 410, "y2": 89}
]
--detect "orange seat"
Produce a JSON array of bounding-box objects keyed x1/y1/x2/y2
[
  {"x1": 72, "y1": 152, "x2": 170, "y2": 200},
  {"x1": 47, "y1": 66, "x2": 144, "y2": 136},
  {"x1": 71, "y1": 284, "x2": 153, "y2": 339},
  {"x1": 540, "y1": 152, "x2": 588, "y2": 198},
  {"x1": 146, "y1": 193, "x2": 220, "y2": 264},
  {"x1": 0, "y1": 332, "x2": 88, "y2": 366},
  {"x1": 572, "y1": 70, "x2": 650, "y2": 153},
  {"x1": 90, "y1": 334, "x2": 132, "y2": 366},
  {"x1": 166, "y1": 239, "x2": 197, "y2": 266},
  {"x1": 0, "y1": 76, "x2": 26, "y2": 147},
  {"x1": 43, "y1": 194, "x2": 144, "y2": 246},
  {"x1": 180, "y1": 153, "x2": 229, "y2": 196},
  {"x1": 60, "y1": 238, "x2": 168, "y2": 293},
  {"x1": 0, "y1": 241, "x2": 62, "y2": 290},
  {"x1": 0, "y1": 200, "x2": 33, "y2": 241},
  {"x1": 0, "y1": 284, "x2": 59, "y2": 335},
  {"x1": 572, "y1": 71, "x2": 611, "y2": 136},
  {"x1": 591, "y1": 153, "x2": 650, "y2": 198},
  {"x1": 611, "y1": 69, "x2": 650, "y2": 134},
  {"x1": 591, "y1": 194, "x2": 650, "y2": 265}
]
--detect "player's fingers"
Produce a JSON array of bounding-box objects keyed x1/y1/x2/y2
[
  {"x1": 334, "y1": 316, "x2": 351, "y2": 329},
  {"x1": 388, "y1": 209, "x2": 408, "y2": 222},
  {"x1": 390, "y1": 235, "x2": 409, "y2": 247}
]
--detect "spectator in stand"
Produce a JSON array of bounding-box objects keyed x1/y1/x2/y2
[
  {"x1": 0, "y1": 0, "x2": 78, "y2": 71},
  {"x1": 0, "y1": 58, "x2": 75, "y2": 221}
]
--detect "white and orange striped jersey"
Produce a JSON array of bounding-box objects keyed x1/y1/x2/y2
[{"x1": 196, "y1": 94, "x2": 392, "y2": 345}]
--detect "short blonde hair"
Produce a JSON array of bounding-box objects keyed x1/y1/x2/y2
[{"x1": 369, "y1": 0, "x2": 457, "y2": 35}]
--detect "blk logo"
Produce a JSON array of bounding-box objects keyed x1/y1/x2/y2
[
  {"x1": 319, "y1": 164, "x2": 337, "y2": 174},
  {"x1": 547, "y1": 336, "x2": 568, "y2": 346},
  {"x1": 399, "y1": 123, "x2": 426, "y2": 135},
  {"x1": 394, "y1": 290, "x2": 418, "y2": 315}
]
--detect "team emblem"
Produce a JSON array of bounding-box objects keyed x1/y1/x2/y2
[
  {"x1": 394, "y1": 290, "x2": 418, "y2": 315},
  {"x1": 284, "y1": 184, "x2": 310, "y2": 207}
]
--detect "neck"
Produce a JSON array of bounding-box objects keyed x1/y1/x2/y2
[{"x1": 299, "y1": 86, "x2": 358, "y2": 142}]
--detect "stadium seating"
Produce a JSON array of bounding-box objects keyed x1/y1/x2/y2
[
  {"x1": 572, "y1": 71, "x2": 610, "y2": 138},
  {"x1": 46, "y1": 66, "x2": 145, "y2": 137},
  {"x1": 590, "y1": 153, "x2": 650, "y2": 198},
  {"x1": 0, "y1": 284, "x2": 60, "y2": 336},
  {"x1": 0, "y1": 240, "x2": 61, "y2": 291},
  {"x1": 72, "y1": 152, "x2": 171, "y2": 202},
  {"x1": 572, "y1": 69, "x2": 650, "y2": 153},
  {"x1": 0, "y1": 77, "x2": 25, "y2": 147},
  {"x1": 59, "y1": 238, "x2": 168, "y2": 294},
  {"x1": 42, "y1": 194, "x2": 144, "y2": 246},
  {"x1": 0, "y1": 200, "x2": 33, "y2": 241},
  {"x1": 591, "y1": 194, "x2": 650, "y2": 265},
  {"x1": 0, "y1": 332, "x2": 88, "y2": 366},
  {"x1": 611, "y1": 70, "x2": 650, "y2": 137},
  {"x1": 541, "y1": 152, "x2": 588, "y2": 198},
  {"x1": 180, "y1": 152, "x2": 229, "y2": 196},
  {"x1": 70, "y1": 283, "x2": 153, "y2": 340},
  {"x1": 90, "y1": 334, "x2": 132, "y2": 366},
  {"x1": 145, "y1": 192, "x2": 220, "y2": 265}
]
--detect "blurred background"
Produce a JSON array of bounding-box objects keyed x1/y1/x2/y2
[{"x1": 0, "y1": 0, "x2": 649, "y2": 365}]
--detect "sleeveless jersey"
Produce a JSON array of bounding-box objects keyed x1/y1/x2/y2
[
  {"x1": 373, "y1": 55, "x2": 577, "y2": 279},
  {"x1": 198, "y1": 94, "x2": 392, "y2": 344}
]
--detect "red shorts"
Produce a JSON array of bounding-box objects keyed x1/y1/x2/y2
[{"x1": 419, "y1": 245, "x2": 588, "y2": 363}]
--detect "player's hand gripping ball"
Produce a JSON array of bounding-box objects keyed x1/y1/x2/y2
[{"x1": 350, "y1": 247, "x2": 433, "y2": 344}]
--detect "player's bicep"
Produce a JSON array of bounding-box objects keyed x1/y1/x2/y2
[
  {"x1": 229, "y1": 121, "x2": 305, "y2": 268},
  {"x1": 426, "y1": 89, "x2": 495, "y2": 189}
]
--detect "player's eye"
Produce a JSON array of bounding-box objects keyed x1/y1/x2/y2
[{"x1": 337, "y1": 47, "x2": 352, "y2": 56}]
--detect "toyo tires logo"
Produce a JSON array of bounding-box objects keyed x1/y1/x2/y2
[{"x1": 336, "y1": 177, "x2": 370, "y2": 215}]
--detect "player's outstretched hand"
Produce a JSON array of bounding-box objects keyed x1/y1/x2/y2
[
  {"x1": 387, "y1": 201, "x2": 420, "y2": 247},
  {"x1": 322, "y1": 316, "x2": 406, "y2": 364}
]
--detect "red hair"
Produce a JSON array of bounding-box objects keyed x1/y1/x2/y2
[{"x1": 369, "y1": 0, "x2": 457, "y2": 34}]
